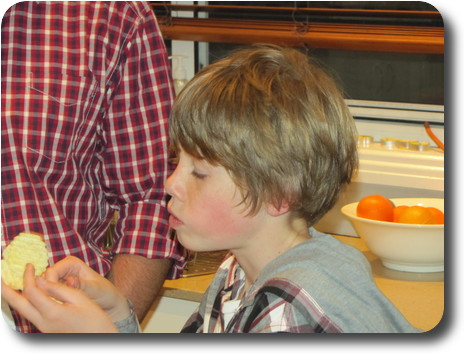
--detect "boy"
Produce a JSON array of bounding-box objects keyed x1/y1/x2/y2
[{"x1": 2, "y1": 45, "x2": 419, "y2": 333}]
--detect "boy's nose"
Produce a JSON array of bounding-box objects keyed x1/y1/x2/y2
[
  {"x1": 165, "y1": 172, "x2": 175, "y2": 197},
  {"x1": 165, "y1": 167, "x2": 183, "y2": 200}
]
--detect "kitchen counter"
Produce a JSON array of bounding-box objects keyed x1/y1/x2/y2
[{"x1": 149, "y1": 235, "x2": 444, "y2": 332}]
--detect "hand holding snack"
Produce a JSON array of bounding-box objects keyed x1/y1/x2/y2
[
  {"x1": 43, "y1": 256, "x2": 131, "y2": 323},
  {"x1": 2, "y1": 263, "x2": 118, "y2": 333},
  {"x1": 2, "y1": 234, "x2": 130, "y2": 332}
]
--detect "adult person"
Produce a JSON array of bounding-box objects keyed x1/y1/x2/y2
[{"x1": 1, "y1": 1, "x2": 185, "y2": 332}]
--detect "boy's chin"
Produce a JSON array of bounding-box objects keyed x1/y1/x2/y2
[{"x1": 177, "y1": 234, "x2": 220, "y2": 253}]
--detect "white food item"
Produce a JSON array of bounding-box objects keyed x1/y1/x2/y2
[{"x1": 2, "y1": 232, "x2": 49, "y2": 290}]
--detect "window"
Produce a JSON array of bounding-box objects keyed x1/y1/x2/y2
[
  {"x1": 152, "y1": 1, "x2": 444, "y2": 142},
  {"x1": 151, "y1": 2, "x2": 443, "y2": 54},
  {"x1": 152, "y1": 1, "x2": 443, "y2": 106}
]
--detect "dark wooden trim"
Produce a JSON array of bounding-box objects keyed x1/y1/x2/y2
[{"x1": 156, "y1": 17, "x2": 443, "y2": 54}]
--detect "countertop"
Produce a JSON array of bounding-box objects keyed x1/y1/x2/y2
[{"x1": 161, "y1": 234, "x2": 444, "y2": 332}]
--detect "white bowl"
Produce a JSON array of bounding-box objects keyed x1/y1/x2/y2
[{"x1": 341, "y1": 198, "x2": 444, "y2": 273}]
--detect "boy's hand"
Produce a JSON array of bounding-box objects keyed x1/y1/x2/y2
[
  {"x1": 2, "y1": 263, "x2": 119, "y2": 333},
  {"x1": 43, "y1": 256, "x2": 130, "y2": 322}
]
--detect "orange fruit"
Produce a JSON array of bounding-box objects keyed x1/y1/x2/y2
[
  {"x1": 426, "y1": 207, "x2": 444, "y2": 224},
  {"x1": 393, "y1": 205, "x2": 409, "y2": 222},
  {"x1": 396, "y1": 205, "x2": 434, "y2": 224},
  {"x1": 356, "y1": 194, "x2": 394, "y2": 222}
]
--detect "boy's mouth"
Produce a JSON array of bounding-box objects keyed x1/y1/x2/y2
[{"x1": 168, "y1": 209, "x2": 183, "y2": 228}]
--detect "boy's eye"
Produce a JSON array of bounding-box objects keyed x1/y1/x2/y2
[{"x1": 192, "y1": 170, "x2": 207, "y2": 179}]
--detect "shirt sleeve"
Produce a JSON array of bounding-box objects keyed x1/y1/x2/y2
[
  {"x1": 114, "y1": 300, "x2": 141, "y2": 333},
  {"x1": 100, "y1": 5, "x2": 184, "y2": 276}
]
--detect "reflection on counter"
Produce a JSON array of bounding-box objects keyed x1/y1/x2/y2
[
  {"x1": 370, "y1": 257, "x2": 444, "y2": 283},
  {"x1": 182, "y1": 250, "x2": 229, "y2": 277}
]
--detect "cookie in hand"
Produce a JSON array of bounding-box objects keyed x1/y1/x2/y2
[{"x1": 2, "y1": 232, "x2": 49, "y2": 290}]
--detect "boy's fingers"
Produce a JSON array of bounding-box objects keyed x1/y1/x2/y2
[
  {"x1": 34, "y1": 277, "x2": 77, "y2": 305},
  {"x1": 22, "y1": 264, "x2": 64, "y2": 313},
  {"x1": 43, "y1": 256, "x2": 81, "y2": 282},
  {"x1": 65, "y1": 275, "x2": 80, "y2": 289},
  {"x1": 2, "y1": 277, "x2": 43, "y2": 326},
  {"x1": 44, "y1": 256, "x2": 99, "y2": 284},
  {"x1": 35, "y1": 275, "x2": 95, "y2": 308},
  {"x1": 23, "y1": 263, "x2": 38, "y2": 290}
]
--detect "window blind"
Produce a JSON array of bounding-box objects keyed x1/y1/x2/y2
[{"x1": 150, "y1": 2, "x2": 443, "y2": 54}]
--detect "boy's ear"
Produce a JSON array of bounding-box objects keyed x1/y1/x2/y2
[{"x1": 267, "y1": 202, "x2": 290, "y2": 217}]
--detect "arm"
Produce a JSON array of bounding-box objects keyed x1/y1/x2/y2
[
  {"x1": 101, "y1": 3, "x2": 184, "y2": 319},
  {"x1": 107, "y1": 254, "x2": 172, "y2": 320}
]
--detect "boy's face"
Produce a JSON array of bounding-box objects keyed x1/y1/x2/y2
[{"x1": 165, "y1": 149, "x2": 267, "y2": 253}]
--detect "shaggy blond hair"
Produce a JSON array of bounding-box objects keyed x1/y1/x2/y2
[{"x1": 169, "y1": 45, "x2": 358, "y2": 226}]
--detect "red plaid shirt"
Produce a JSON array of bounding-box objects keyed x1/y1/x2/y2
[{"x1": 1, "y1": 1, "x2": 185, "y2": 332}]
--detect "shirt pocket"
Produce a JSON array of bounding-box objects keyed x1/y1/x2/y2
[{"x1": 25, "y1": 71, "x2": 98, "y2": 163}]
